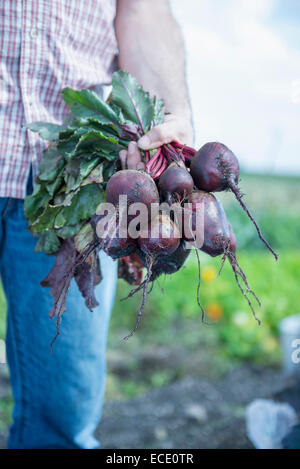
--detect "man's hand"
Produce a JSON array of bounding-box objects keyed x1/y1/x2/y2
[{"x1": 119, "y1": 114, "x2": 194, "y2": 170}]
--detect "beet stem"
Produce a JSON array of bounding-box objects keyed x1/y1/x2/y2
[
  {"x1": 232, "y1": 266, "x2": 261, "y2": 326},
  {"x1": 120, "y1": 281, "x2": 145, "y2": 301},
  {"x1": 154, "y1": 159, "x2": 167, "y2": 179},
  {"x1": 231, "y1": 253, "x2": 261, "y2": 307},
  {"x1": 145, "y1": 149, "x2": 161, "y2": 173},
  {"x1": 218, "y1": 238, "x2": 261, "y2": 308},
  {"x1": 228, "y1": 179, "x2": 278, "y2": 261},
  {"x1": 156, "y1": 278, "x2": 165, "y2": 295},
  {"x1": 193, "y1": 249, "x2": 211, "y2": 326}
]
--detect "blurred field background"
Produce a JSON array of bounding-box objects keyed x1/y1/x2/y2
[
  {"x1": 104, "y1": 172, "x2": 300, "y2": 400},
  {"x1": 1, "y1": 0, "x2": 300, "y2": 446},
  {"x1": 1, "y1": 172, "x2": 299, "y2": 434}
]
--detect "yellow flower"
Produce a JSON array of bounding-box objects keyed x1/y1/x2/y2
[
  {"x1": 206, "y1": 302, "x2": 223, "y2": 322},
  {"x1": 202, "y1": 265, "x2": 217, "y2": 284}
]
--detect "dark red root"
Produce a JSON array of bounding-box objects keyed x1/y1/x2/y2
[
  {"x1": 228, "y1": 179, "x2": 278, "y2": 261},
  {"x1": 187, "y1": 224, "x2": 211, "y2": 325},
  {"x1": 216, "y1": 236, "x2": 261, "y2": 324},
  {"x1": 120, "y1": 280, "x2": 145, "y2": 301},
  {"x1": 156, "y1": 278, "x2": 165, "y2": 295},
  {"x1": 230, "y1": 254, "x2": 261, "y2": 307},
  {"x1": 194, "y1": 249, "x2": 212, "y2": 325},
  {"x1": 147, "y1": 281, "x2": 155, "y2": 295},
  {"x1": 232, "y1": 268, "x2": 261, "y2": 326},
  {"x1": 123, "y1": 256, "x2": 154, "y2": 340}
]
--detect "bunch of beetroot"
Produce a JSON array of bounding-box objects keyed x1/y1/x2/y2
[
  {"x1": 25, "y1": 71, "x2": 278, "y2": 349},
  {"x1": 103, "y1": 139, "x2": 278, "y2": 339}
]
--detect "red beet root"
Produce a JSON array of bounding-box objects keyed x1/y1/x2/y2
[
  {"x1": 191, "y1": 142, "x2": 239, "y2": 192},
  {"x1": 105, "y1": 233, "x2": 136, "y2": 260},
  {"x1": 183, "y1": 190, "x2": 229, "y2": 256},
  {"x1": 185, "y1": 190, "x2": 261, "y2": 323},
  {"x1": 123, "y1": 214, "x2": 180, "y2": 341},
  {"x1": 138, "y1": 213, "x2": 180, "y2": 258},
  {"x1": 106, "y1": 169, "x2": 159, "y2": 212},
  {"x1": 190, "y1": 142, "x2": 278, "y2": 260},
  {"x1": 158, "y1": 161, "x2": 194, "y2": 204},
  {"x1": 91, "y1": 212, "x2": 136, "y2": 259},
  {"x1": 137, "y1": 240, "x2": 191, "y2": 280}
]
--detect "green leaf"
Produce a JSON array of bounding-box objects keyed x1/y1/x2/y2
[
  {"x1": 74, "y1": 223, "x2": 94, "y2": 253},
  {"x1": 61, "y1": 88, "x2": 120, "y2": 127},
  {"x1": 52, "y1": 187, "x2": 80, "y2": 207},
  {"x1": 64, "y1": 158, "x2": 82, "y2": 193},
  {"x1": 81, "y1": 163, "x2": 103, "y2": 186},
  {"x1": 57, "y1": 128, "x2": 88, "y2": 158},
  {"x1": 80, "y1": 157, "x2": 100, "y2": 179},
  {"x1": 35, "y1": 230, "x2": 61, "y2": 254},
  {"x1": 75, "y1": 130, "x2": 120, "y2": 154},
  {"x1": 24, "y1": 184, "x2": 51, "y2": 223},
  {"x1": 38, "y1": 147, "x2": 64, "y2": 182},
  {"x1": 30, "y1": 206, "x2": 62, "y2": 233},
  {"x1": 57, "y1": 129, "x2": 120, "y2": 160},
  {"x1": 27, "y1": 122, "x2": 64, "y2": 141},
  {"x1": 103, "y1": 160, "x2": 118, "y2": 182},
  {"x1": 55, "y1": 223, "x2": 83, "y2": 240},
  {"x1": 111, "y1": 70, "x2": 154, "y2": 132},
  {"x1": 152, "y1": 96, "x2": 165, "y2": 126},
  {"x1": 64, "y1": 156, "x2": 100, "y2": 194},
  {"x1": 45, "y1": 167, "x2": 64, "y2": 197},
  {"x1": 53, "y1": 184, "x2": 105, "y2": 228}
]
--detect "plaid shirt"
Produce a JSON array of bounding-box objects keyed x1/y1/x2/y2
[{"x1": 0, "y1": 0, "x2": 117, "y2": 199}]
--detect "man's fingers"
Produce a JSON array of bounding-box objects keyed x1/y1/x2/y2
[
  {"x1": 137, "y1": 114, "x2": 194, "y2": 150},
  {"x1": 138, "y1": 123, "x2": 174, "y2": 150},
  {"x1": 127, "y1": 141, "x2": 142, "y2": 169},
  {"x1": 119, "y1": 149, "x2": 127, "y2": 169},
  {"x1": 119, "y1": 142, "x2": 143, "y2": 170}
]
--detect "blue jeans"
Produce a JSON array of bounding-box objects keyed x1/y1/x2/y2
[{"x1": 0, "y1": 196, "x2": 117, "y2": 448}]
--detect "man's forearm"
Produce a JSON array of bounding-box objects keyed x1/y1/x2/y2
[{"x1": 115, "y1": 0, "x2": 192, "y2": 124}]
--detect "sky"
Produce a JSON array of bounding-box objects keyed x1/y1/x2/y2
[{"x1": 171, "y1": 0, "x2": 300, "y2": 175}]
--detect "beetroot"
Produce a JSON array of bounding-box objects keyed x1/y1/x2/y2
[
  {"x1": 183, "y1": 190, "x2": 228, "y2": 256},
  {"x1": 138, "y1": 213, "x2": 180, "y2": 258},
  {"x1": 158, "y1": 161, "x2": 194, "y2": 204},
  {"x1": 90, "y1": 212, "x2": 136, "y2": 259},
  {"x1": 190, "y1": 142, "x2": 278, "y2": 260},
  {"x1": 185, "y1": 190, "x2": 261, "y2": 323},
  {"x1": 123, "y1": 214, "x2": 180, "y2": 341},
  {"x1": 191, "y1": 142, "x2": 239, "y2": 192},
  {"x1": 106, "y1": 169, "x2": 159, "y2": 211},
  {"x1": 118, "y1": 253, "x2": 144, "y2": 286},
  {"x1": 105, "y1": 232, "x2": 136, "y2": 260},
  {"x1": 137, "y1": 240, "x2": 190, "y2": 280},
  {"x1": 101, "y1": 169, "x2": 160, "y2": 261}
]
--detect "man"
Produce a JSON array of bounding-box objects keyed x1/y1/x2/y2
[{"x1": 0, "y1": 0, "x2": 193, "y2": 448}]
